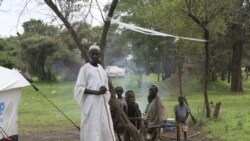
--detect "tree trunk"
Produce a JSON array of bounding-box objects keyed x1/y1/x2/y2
[
  {"x1": 157, "y1": 71, "x2": 160, "y2": 82},
  {"x1": 246, "y1": 72, "x2": 249, "y2": 80},
  {"x1": 221, "y1": 72, "x2": 225, "y2": 81},
  {"x1": 227, "y1": 64, "x2": 231, "y2": 83},
  {"x1": 213, "y1": 102, "x2": 221, "y2": 119},
  {"x1": 184, "y1": 97, "x2": 197, "y2": 124},
  {"x1": 178, "y1": 61, "x2": 183, "y2": 96},
  {"x1": 231, "y1": 41, "x2": 243, "y2": 92},
  {"x1": 210, "y1": 68, "x2": 217, "y2": 81},
  {"x1": 210, "y1": 47, "x2": 217, "y2": 82},
  {"x1": 38, "y1": 55, "x2": 47, "y2": 81},
  {"x1": 108, "y1": 80, "x2": 141, "y2": 141},
  {"x1": 99, "y1": 0, "x2": 118, "y2": 66},
  {"x1": 245, "y1": 66, "x2": 249, "y2": 80},
  {"x1": 204, "y1": 29, "x2": 211, "y2": 118},
  {"x1": 44, "y1": 0, "x2": 89, "y2": 61},
  {"x1": 185, "y1": 7, "x2": 211, "y2": 118}
]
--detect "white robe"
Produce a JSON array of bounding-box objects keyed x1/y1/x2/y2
[{"x1": 74, "y1": 63, "x2": 116, "y2": 141}]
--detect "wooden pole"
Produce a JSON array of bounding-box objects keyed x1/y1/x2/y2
[
  {"x1": 184, "y1": 96, "x2": 197, "y2": 124},
  {"x1": 176, "y1": 122, "x2": 181, "y2": 141}
]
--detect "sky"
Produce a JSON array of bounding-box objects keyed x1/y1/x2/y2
[{"x1": 0, "y1": 0, "x2": 111, "y2": 37}]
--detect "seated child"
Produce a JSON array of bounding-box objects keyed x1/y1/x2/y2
[
  {"x1": 115, "y1": 86, "x2": 127, "y2": 113},
  {"x1": 145, "y1": 84, "x2": 167, "y2": 140},
  {"x1": 174, "y1": 95, "x2": 190, "y2": 141},
  {"x1": 125, "y1": 90, "x2": 141, "y2": 130},
  {"x1": 112, "y1": 86, "x2": 127, "y2": 141}
]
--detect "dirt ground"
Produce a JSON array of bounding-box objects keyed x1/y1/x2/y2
[
  {"x1": 19, "y1": 130, "x2": 80, "y2": 141},
  {"x1": 19, "y1": 125, "x2": 215, "y2": 141},
  {"x1": 161, "y1": 125, "x2": 215, "y2": 141}
]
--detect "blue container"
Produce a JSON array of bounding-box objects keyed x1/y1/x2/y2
[{"x1": 164, "y1": 121, "x2": 176, "y2": 132}]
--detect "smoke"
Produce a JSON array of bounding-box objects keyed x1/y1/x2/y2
[
  {"x1": 50, "y1": 59, "x2": 82, "y2": 81},
  {"x1": 110, "y1": 72, "x2": 170, "y2": 112}
]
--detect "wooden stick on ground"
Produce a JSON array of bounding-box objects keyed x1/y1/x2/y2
[
  {"x1": 187, "y1": 131, "x2": 201, "y2": 139},
  {"x1": 161, "y1": 135, "x2": 192, "y2": 141}
]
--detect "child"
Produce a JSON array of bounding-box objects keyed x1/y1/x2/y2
[
  {"x1": 174, "y1": 95, "x2": 190, "y2": 141},
  {"x1": 115, "y1": 86, "x2": 127, "y2": 113},
  {"x1": 123, "y1": 90, "x2": 142, "y2": 141},
  {"x1": 125, "y1": 90, "x2": 141, "y2": 130},
  {"x1": 112, "y1": 86, "x2": 127, "y2": 141}
]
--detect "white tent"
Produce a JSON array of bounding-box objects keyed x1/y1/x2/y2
[
  {"x1": 105, "y1": 66, "x2": 126, "y2": 78},
  {"x1": 0, "y1": 67, "x2": 30, "y2": 140}
]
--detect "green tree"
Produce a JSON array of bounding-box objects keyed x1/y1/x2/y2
[
  {"x1": 113, "y1": 0, "x2": 234, "y2": 118},
  {"x1": 182, "y1": 0, "x2": 231, "y2": 118},
  {"x1": 22, "y1": 19, "x2": 58, "y2": 36},
  {"x1": 21, "y1": 19, "x2": 84, "y2": 81},
  {"x1": 45, "y1": 0, "x2": 141, "y2": 140},
  {"x1": 20, "y1": 35, "x2": 58, "y2": 81},
  {"x1": 0, "y1": 37, "x2": 21, "y2": 68},
  {"x1": 228, "y1": 0, "x2": 250, "y2": 92}
]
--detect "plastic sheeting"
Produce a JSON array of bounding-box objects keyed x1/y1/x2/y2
[
  {"x1": 108, "y1": 17, "x2": 207, "y2": 42},
  {"x1": 0, "y1": 66, "x2": 30, "y2": 139},
  {"x1": 0, "y1": 89, "x2": 20, "y2": 139},
  {"x1": 0, "y1": 67, "x2": 30, "y2": 91}
]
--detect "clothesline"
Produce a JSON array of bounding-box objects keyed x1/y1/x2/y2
[{"x1": 107, "y1": 17, "x2": 207, "y2": 43}]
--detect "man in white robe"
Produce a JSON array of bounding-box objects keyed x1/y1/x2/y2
[{"x1": 74, "y1": 45, "x2": 116, "y2": 141}]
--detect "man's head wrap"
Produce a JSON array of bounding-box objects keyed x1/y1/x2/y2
[{"x1": 89, "y1": 44, "x2": 100, "y2": 51}]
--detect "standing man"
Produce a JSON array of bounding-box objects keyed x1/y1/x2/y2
[{"x1": 74, "y1": 44, "x2": 116, "y2": 141}]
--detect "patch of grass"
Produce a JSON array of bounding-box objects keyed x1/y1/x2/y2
[
  {"x1": 18, "y1": 74, "x2": 250, "y2": 141},
  {"x1": 202, "y1": 94, "x2": 250, "y2": 141},
  {"x1": 168, "y1": 76, "x2": 250, "y2": 141},
  {"x1": 162, "y1": 93, "x2": 250, "y2": 141},
  {"x1": 19, "y1": 82, "x2": 80, "y2": 134}
]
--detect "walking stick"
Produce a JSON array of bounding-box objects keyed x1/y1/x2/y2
[
  {"x1": 184, "y1": 96, "x2": 197, "y2": 124},
  {"x1": 176, "y1": 122, "x2": 181, "y2": 141}
]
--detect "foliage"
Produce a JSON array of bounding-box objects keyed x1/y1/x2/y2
[
  {"x1": 20, "y1": 19, "x2": 86, "y2": 81},
  {"x1": 0, "y1": 37, "x2": 22, "y2": 68},
  {"x1": 51, "y1": 30, "x2": 83, "y2": 81},
  {"x1": 111, "y1": 0, "x2": 247, "y2": 84},
  {"x1": 20, "y1": 34, "x2": 58, "y2": 81},
  {"x1": 22, "y1": 19, "x2": 58, "y2": 36}
]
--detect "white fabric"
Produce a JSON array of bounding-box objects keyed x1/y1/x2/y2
[
  {"x1": 106, "y1": 66, "x2": 125, "y2": 77},
  {"x1": 0, "y1": 67, "x2": 30, "y2": 91},
  {"x1": 0, "y1": 88, "x2": 20, "y2": 139},
  {"x1": 109, "y1": 18, "x2": 207, "y2": 42},
  {"x1": 74, "y1": 63, "x2": 116, "y2": 141},
  {"x1": 89, "y1": 44, "x2": 100, "y2": 51},
  {"x1": 0, "y1": 66, "x2": 30, "y2": 139}
]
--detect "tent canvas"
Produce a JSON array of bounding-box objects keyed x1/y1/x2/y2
[
  {"x1": 105, "y1": 66, "x2": 125, "y2": 78},
  {"x1": 0, "y1": 67, "x2": 30, "y2": 140}
]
